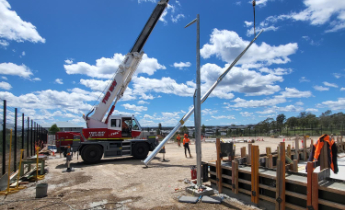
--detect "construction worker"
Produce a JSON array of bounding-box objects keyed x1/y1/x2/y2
[
  {"x1": 306, "y1": 134, "x2": 338, "y2": 173},
  {"x1": 183, "y1": 134, "x2": 192, "y2": 158},
  {"x1": 176, "y1": 134, "x2": 181, "y2": 147}
]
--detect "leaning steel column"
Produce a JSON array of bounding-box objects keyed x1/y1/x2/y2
[{"x1": 143, "y1": 30, "x2": 263, "y2": 166}]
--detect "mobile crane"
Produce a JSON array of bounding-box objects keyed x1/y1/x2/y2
[{"x1": 56, "y1": 0, "x2": 170, "y2": 163}]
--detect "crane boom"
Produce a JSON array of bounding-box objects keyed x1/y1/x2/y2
[{"x1": 85, "y1": 0, "x2": 170, "y2": 128}]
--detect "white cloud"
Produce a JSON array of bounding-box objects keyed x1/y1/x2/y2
[
  {"x1": 254, "y1": 0, "x2": 271, "y2": 6},
  {"x1": 55, "y1": 78, "x2": 63, "y2": 84},
  {"x1": 1, "y1": 76, "x2": 7, "y2": 80},
  {"x1": 257, "y1": 105, "x2": 304, "y2": 114},
  {"x1": 201, "y1": 108, "x2": 218, "y2": 115},
  {"x1": 259, "y1": 67, "x2": 293, "y2": 76},
  {"x1": 64, "y1": 53, "x2": 166, "y2": 79},
  {"x1": 0, "y1": 0, "x2": 45, "y2": 43},
  {"x1": 201, "y1": 64, "x2": 282, "y2": 97},
  {"x1": 0, "y1": 81, "x2": 11, "y2": 90},
  {"x1": 159, "y1": 4, "x2": 175, "y2": 23},
  {"x1": 64, "y1": 59, "x2": 73, "y2": 64},
  {"x1": 138, "y1": 100, "x2": 149, "y2": 105},
  {"x1": 313, "y1": 85, "x2": 329, "y2": 91},
  {"x1": 341, "y1": 87, "x2": 345, "y2": 91},
  {"x1": 122, "y1": 103, "x2": 147, "y2": 112},
  {"x1": 323, "y1": 81, "x2": 338, "y2": 88},
  {"x1": 138, "y1": 0, "x2": 156, "y2": 3},
  {"x1": 225, "y1": 96, "x2": 286, "y2": 109},
  {"x1": 295, "y1": 101, "x2": 304, "y2": 106},
  {"x1": 21, "y1": 51, "x2": 25, "y2": 56},
  {"x1": 0, "y1": 62, "x2": 33, "y2": 78},
  {"x1": 173, "y1": 61, "x2": 191, "y2": 69},
  {"x1": 306, "y1": 108, "x2": 318, "y2": 112},
  {"x1": 280, "y1": 87, "x2": 312, "y2": 98},
  {"x1": 318, "y1": 98, "x2": 345, "y2": 110},
  {"x1": 32, "y1": 77, "x2": 41, "y2": 81},
  {"x1": 201, "y1": 29, "x2": 298, "y2": 66},
  {"x1": 299, "y1": 77, "x2": 310, "y2": 83},
  {"x1": 244, "y1": 21, "x2": 253, "y2": 27},
  {"x1": 211, "y1": 115, "x2": 235, "y2": 120},
  {"x1": 0, "y1": 88, "x2": 96, "y2": 113},
  {"x1": 240, "y1": 112, "x2": 253, "y2": 117},
  {"x1": 302, "y1": 36, "x2": 323, "y2": 46},
  {"x1": 0, "y1": 39, "x2": 9, "y2": 47},
  {"x1": 132, "y1": 76, "x2": 195, "y2": 97},
  {"x1": 171, "y1": 14, "x2": 184, "y2": 23}
]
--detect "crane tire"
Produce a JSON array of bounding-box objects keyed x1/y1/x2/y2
[
  {"x1": 81, "y1": 145, "x2": 103, "y2": 164},
  {"x1": 132, "y1": 143, "x2": 149, "y2": 159}
]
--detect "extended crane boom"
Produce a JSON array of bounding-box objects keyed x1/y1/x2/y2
[
  {"x1": 143, "y1": 30, "x2": 263, "y2": 166},
  {"x1": 84, "y1": 0, "x2": 170, "y2": 128}
]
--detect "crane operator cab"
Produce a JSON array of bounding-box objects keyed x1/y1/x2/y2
[{"x1": 109, "y1": 115, "x2": 142, "y2": 139}]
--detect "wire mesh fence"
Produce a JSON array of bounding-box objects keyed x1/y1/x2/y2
[{"x1": 1, "y1": 100, "x2": 48, "y2": 176}]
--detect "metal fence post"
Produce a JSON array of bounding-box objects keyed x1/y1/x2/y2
[
  {"x1": 27, "y1": 117, "x2": 29, "y2": 158},
  {"x1": 2, "y1": 100, "x2": 6, "y2": 175},
  {"x1": 14, "y1": 108, "x2": 17, "y2": 171},
  {"x1": 31, "y1": 120, "x2": 33, "y2": 156},
  {"x1": 22, "y1": 113, "x2": 24, "y2": 158}
]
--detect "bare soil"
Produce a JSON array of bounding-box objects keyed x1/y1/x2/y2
[{"x1": 0, "y1": 136, "x2": 313, "y2": 210}]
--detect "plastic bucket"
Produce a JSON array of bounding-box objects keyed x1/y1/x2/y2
[{"x1": 36, "y1": 183, "x2": 48, "y2": 198}]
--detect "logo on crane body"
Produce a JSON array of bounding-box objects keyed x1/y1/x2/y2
[
  {"x1": 89, "y1": 131, "x2": 106, "y2": 137},
  {"x1": 102, "y1": 80, "x2": 118, "y2": 104}
]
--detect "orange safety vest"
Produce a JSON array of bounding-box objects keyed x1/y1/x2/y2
[
  {"x1": 313, "y1": 134, "x2": 335, "y2": 172},
  {"x1": 183, "y1": 138, "x2": 190, "y2": 145}
]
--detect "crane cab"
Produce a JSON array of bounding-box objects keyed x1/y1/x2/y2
[{"x1": 82, "y1": 115, "x2": 142, "y2": 141}]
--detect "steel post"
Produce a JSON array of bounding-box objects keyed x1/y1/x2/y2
[
  {"x1": 2, "y1": 100, "x2": 6, "y2": 175},
  {"x1": 14, "y1": 108, "x2": 17, "y2": 171}
]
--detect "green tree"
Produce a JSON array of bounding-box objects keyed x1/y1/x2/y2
[
  {"x1": 201, "y1": 124, "x2": 206, "y2": 135},
  {"x1": 49, "y1": 124, "x2": 60, "y2": 134},
  {"x1": 158, "y1": 123, "x2": 162, "y2": 130},
  {"x1": 276, "y1": 114, "x2": 286, "y2": 129},
  {"x1": 181, "y1": 126, "x2": 188, "y2": 134},
  {"x1": 286, "y1": 117, "x2": 298, "y2": 128}
]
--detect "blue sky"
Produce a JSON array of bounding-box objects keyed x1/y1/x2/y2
[{"x1": 0, "y1": 0, "x2": 345, "y2": 128}]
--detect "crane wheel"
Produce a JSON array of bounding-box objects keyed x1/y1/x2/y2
[
  {"x1": 81, "y1": 145, "x2": 103, "y2": 164},
  {"x1": 132, "y1": 143, "x2": 149, "y2": 159}
]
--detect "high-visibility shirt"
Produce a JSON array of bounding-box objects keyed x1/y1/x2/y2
[
  {"x1": 177, "y1": 136, "x2": 181, "y2": 141},
  {"x1": 307, "y1": 134, "x2": 338, "y2": 173},
  {"x1": 183, "y1": 138, "x2": 190, "y2": 145}
]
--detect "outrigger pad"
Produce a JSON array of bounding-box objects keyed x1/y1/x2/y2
[
  {"x1": 178, "y1": 196, "x2": 199, "y2": 204},
  {"x1": 201, "y1": 195, "x2": 222, "y2": 204}
]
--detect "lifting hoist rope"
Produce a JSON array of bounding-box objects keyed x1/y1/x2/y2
[{"x1": 253, "y1": 0, "x2": 256, "y2": 37}]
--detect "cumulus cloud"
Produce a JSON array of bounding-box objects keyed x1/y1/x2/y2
[
  {"x1": 225, "y1": 96, "x2": 286, "y2": 109},
  {"x1": 138, "y1": 100, "x2": 149, "y2": 105},
  {"x1": 65, "y1": 59, "x2": 73, "y2": 64},
  {"x1": 211, "y1": 115, "x2": 235, "y2": 120},
  {"x1": 257, "y1": 105, "x2": 304, "y2": 114},
  {"x1": 202, "y1": 108, "x2": 218, "y2": 115},
  {"x1": 313, "y1": 85, "x2": 329, "y2": 91},
  {"x1": 295, "y1": 101, "x2": 304, "y2": 106},
  {"x1": 55, "y1": 78, "x2": 63, "y2": 84},
  {"x1": 173, "y1": 61, "x2": 191, "y2": 69},
  {"x1": 323, "y1": 82, "x2": 338, "y2": 88},
  {"x1": 122, "y1": 103, "x2": 147, "y2": 112},
  {"x1": 1, "y1": 76, "x2": 7, "y2": 80},
  {"x1": 240, "y1": 112, "x2": 253, "y2": 117},
  {"x1": 171, "y1": 14, "x2": 184, "y2": 23},
  {"x1": 317, "y1": 98, "x2": 345, "y2": 110},
  {"x1": 0, "y1": 0, "x2": 45, "y2": 43},
  {"x1": 201, "y1": 29, "x2": 298, "y2": 66},
  {"x1": 201, "y1": 64, "x2": 282, "y2": 97},
  {"x1": 280, "y1": 87, "x2": 312, "y2": 98},
  {"x1": 299, "y1": 77, "x2": 310, "y2": 83},
  {"x1": 341, "y1": 87, "x2": 345, "y2": 91},
  {"x1": 306, "y1": 108, "x2": 318, "y2": 112},
  {"x1": 0, "y1": 39, "x2": 9, "y2": 47},
  {"x1": 64, "y1": 53, "x2": 166, "y2": 79},
  {"x1": 138, "y1": 0, "x2": 155, "y2": 3},
  {"x1": 0, "y1": 81, "x2": 11, "y2": 90},
  {"x1": 0, "y1": 62, "x2": 33, "y2": 78}
]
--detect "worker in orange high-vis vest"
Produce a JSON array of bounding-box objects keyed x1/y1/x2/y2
[
  {"x1": 306, "y1": 134, "x2": 338, "y2": 173},
  {"x1": 183, "y1": 134, "x2": 192, "y2": 158},
  {"x1": 176, "y1": 134, "x2": 181, "y2": 147}
]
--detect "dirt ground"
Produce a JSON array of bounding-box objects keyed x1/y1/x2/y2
[{"x1": 0, "y1": 136, "x2": 317, "y2": 210}]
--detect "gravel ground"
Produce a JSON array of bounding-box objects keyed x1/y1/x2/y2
[{"x1": 0, "y1": 136, "x2": 318, "y2": 210}]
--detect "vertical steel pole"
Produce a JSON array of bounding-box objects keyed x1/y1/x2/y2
[
  {"x1": 22, "y1": 114, "x2": 24, "y2": 150},
  {"x1": 2, "y1": 100, "x2": 6, "y2": 175},
  {"x1": 14, "y1": 108, "x2": 17, "y2": 171},
  {"x1": 195, "y1": 14, "x2": 202, "y2": 188},
  {"x1": 34, "y1": 122, "x2": 37, "y2": 154}
]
